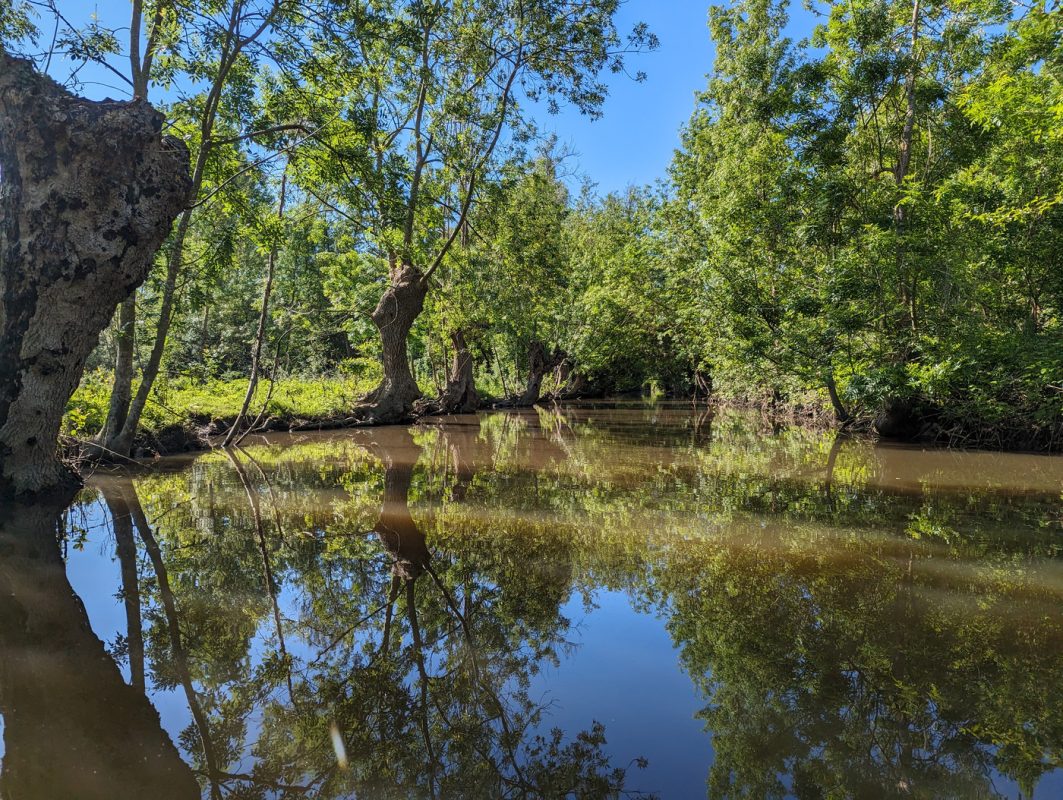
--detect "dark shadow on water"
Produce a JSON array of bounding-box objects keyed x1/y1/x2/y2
[{"x1": 0, "y1": 499, "x2": 199, "y2": 800}]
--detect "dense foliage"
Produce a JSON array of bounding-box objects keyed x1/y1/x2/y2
[
  {"x1": 670, "y1": 0, "x2": 1063, "y2": 447},
  {"x1": 2, "y1": 0, "x2": 1060, "y2": 449}
]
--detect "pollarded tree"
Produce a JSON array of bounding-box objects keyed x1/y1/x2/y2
[
  {"x1": 0, "y1": 52, "x2": 189, "y2": 497},
  {"x1": 279, "y1": 0, "x2": 656, "y2": 422}
]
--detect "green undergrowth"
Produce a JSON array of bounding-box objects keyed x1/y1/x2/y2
[{"x1": 63, "y1": 368, "x2": 385, "y2": 440}]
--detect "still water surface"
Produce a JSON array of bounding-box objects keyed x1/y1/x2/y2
[{"x1": 3, "y1": 402, "x2": 1063, "y2": 798}]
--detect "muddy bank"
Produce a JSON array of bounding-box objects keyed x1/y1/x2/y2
[{"x1": 66, "y1": 392, "x2": 1063, "y2": 471}]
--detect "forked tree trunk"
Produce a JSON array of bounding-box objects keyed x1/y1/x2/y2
[
  {"x1": 363, "y1": 264, "x2": 428, "y2": 423},
  {"x1": 518, "y1": 341, "x2": 560, "y2": 407},
  {"x1": 102, "y1": 9, "x2": 260, "y2": 457},
  {"x1": 420, "y1": 329, "x2": 480, "y2": 415},
  {"x1": 0, "y1": 499, "x2": 199, "y2": 799},
  {"x1": 0, "y1": 53, "x2": 190, "y2": 497}
]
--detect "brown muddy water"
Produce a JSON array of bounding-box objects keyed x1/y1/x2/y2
[{"x1": 1, "y1": 401, "x2": 1062, "y2": 798}]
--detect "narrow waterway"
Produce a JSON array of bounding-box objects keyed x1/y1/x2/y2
[{"x1": 3, "y1": 402, "x2": 1062, "y2": 798}]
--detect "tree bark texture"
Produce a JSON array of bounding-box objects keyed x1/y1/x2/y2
[
  {"x1": 0, "y1": 498, "x2": 199, "y2": 799},
  {"x1": 105, "y1": 205, "x2": 192, "y2": 457},
  {"x1": 363, "y1": 263, "x2": 428, "y2": 423},
  {"x1": 419, "y1": 329, "x2": 480, "y2": 415},
  {"x1": 517, "y1": 341, "x2": 563, "y2": 407},
  {"x1": 0, "y1": 53, "x2": 190, "y2": 496},
  {"x1": 96, "y1": 295, "x2": 137, "y2": 448}
]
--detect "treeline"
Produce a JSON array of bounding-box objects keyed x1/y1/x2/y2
[
  {"x1": 5, "y1": 0, "x2": 1063, "y2": 458},
  {"x1": 668, "y1": 0, "x2": 1063, "y2": 449}
]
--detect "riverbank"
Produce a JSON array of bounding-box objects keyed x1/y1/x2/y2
[
  {"x1": 706, "y1": 391, "x2": 1063, "y2": 454},
  {"x1": 64, "y1": 371, "x2": 380, "y2": 458},
  {"x1": 63, "y1": 372, "x2": 1063, "y2": 462}
]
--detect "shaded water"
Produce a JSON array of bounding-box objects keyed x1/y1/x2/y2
[{"x1": 2, "y1": 402, "x2": 1063, "y2": 798}]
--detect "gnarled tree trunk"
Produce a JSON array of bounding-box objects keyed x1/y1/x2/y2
[
  {"x1": 419, "y1": 329, "x2": 480, "y2": 415},
  {"x1": 0, "y1": 53, "x2": 190, "y2": 497},
  {"x1": 518, "y1": 341, "x2": 562, "y2": 407},
  {"x1": 362, "y1": 264, "x2": 428, "y2": 423}
]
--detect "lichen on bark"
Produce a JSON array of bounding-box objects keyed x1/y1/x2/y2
[{"x1": 0, "y1": 51, "x2": 190, "y2": 498}]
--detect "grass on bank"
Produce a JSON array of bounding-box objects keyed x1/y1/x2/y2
[{"x1": 63, "y1": 368, "x2": 384, "y2": 440}]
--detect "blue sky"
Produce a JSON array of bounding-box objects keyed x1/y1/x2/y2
[
  {"x1": 42, "y1": 0, "x2": 820, "y2": 194},
  {"x1": 541, "y1": 1, "x2": 716, "y2": 193},
  {"x1": 522, "y1": 0, "x2": 818, "y2": 193}
]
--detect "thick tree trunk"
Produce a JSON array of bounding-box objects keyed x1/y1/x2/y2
[
  {"x1": 518, "y1": 341, "x2": 561, "y2": 406},
  {"x1": 0, "y1": 53, "x2": 190, "y2": 497},
  {"x1": 419, "y1": 329, "x2": 480, "y2": 415},
  {"x1": 95, "y1": 0, "x2": 152, "y2": 451},
  {"x1": 103, "y1": 11, "x2": 251, "y2": 457},
  {"x1": 0, "y1": 499, "x2": 199, "y2": 799},
  {"x1": 362, "y1": 264, "x2": 428, "y2": 423}
]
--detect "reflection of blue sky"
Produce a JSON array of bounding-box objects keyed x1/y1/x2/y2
[
  {"x1": 530, "y1": 589, "x2": 712, "y2": 796},
  {"x1": 64, "y1": 498, "x2": 195, "y2": 752},
  {"x1": 64, "y1": 501, "x2": 714, "y2": 795},
  {"x1": 57, "y1": 477, "x2": 1063, "y2": 798}
]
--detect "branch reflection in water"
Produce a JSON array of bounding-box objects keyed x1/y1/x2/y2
[{"x1": 4, "y1": 403, "x2": 1063, "y2": 798}]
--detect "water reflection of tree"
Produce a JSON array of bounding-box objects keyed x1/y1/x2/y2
[
  {"x1": 421, "y1": 416, "x2": 1063, "y2": 798},
  {"x1": 106, "y1": 421, "x2": 643, "y2": 799},
  {"x1": 91, "y1": 408, "x2": 1063, "y2": 799},
  {"x1": 647, "y1": 524, "x2": 1063, "y2": 799},
  {"x1": 0, "y1": 498, "x2": 199, "y2": 799}
]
